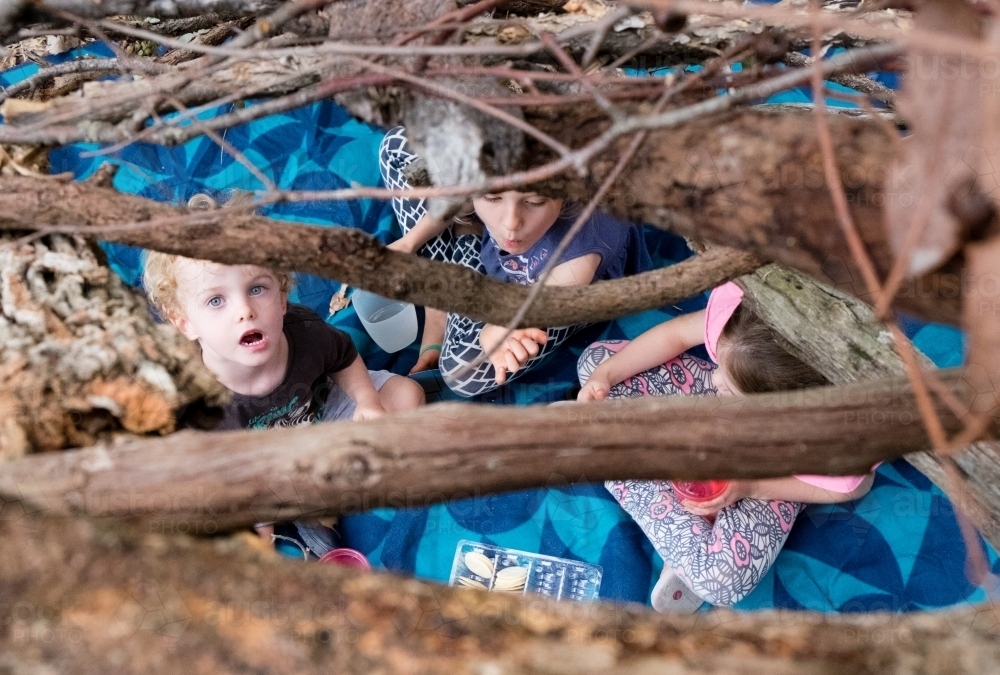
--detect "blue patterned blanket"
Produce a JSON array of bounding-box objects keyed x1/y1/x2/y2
[{"x1": 4, "y1": 45, "x2": 991, "y2": 612}]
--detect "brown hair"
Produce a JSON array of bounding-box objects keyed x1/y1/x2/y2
[
  {"x1": 718, "y1": 304, "x2": 828, "y2": 394},
  {"x1": 453, "y1": 196, "x2": 582, "y2": 228}
]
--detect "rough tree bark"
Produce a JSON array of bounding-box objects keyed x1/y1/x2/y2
[
  {"x1": 0, "y1": 514, "x2": 998, "y2": 674},
  {"x1": 0, "y1": 0, "x2": 280, "y2": 41},
  {"x1": 0, "y1": 107, "x2": 965, "y2": 326},
  {"x1": 527, "y1": 107, "x2": 965, "y2": 326},
  {"x1": 0, "y1": 174, "x2": 762, "y2": 327},
  {"x1": 0, "y1": 230, "x2": 226, "y2": 455},
  {"x1": 0, "y1": 369, "x2": 979, "y2": 530}
]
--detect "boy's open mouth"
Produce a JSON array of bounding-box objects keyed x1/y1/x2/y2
[{"x1": 240, "y1": 330, "x2": 265, "y2": 346}]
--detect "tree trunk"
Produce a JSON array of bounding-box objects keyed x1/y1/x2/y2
[
  {"x1": 0, "y1": 369, "x2": 979, "y2": 530},
  {"x1": 0, "y1": 514, "x2": 997, "y2": 674},
  {"x1": 737, "y1": 264, "x2": 1000, "y2": 549}
]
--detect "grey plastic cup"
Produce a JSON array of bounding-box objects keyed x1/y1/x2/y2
[{"x1": 351, "y1": 289, "x2": 418, "y2": 353}]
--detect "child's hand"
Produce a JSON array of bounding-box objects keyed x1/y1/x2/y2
[
  {"x1": 386, "y1": 238, "x2": 416, "y2": 255},
  {"x1": 577, "y1": 377, "x2": 611, "y2": 402},
  {"x1": 409, "y1": 346, "x2": 440, "y2": 374},
  {"x1": 254, "y1": 523, "x2": 275, "y2": 546},
  {"x1": 680, "y1": 480, "x2": 754, "y2": 517},
  {"x1": 353, "y1": 399, "x2": 387, "y2": 421},
  {"x1": 480, "y1": 324, "x2": 548, "y2": 385}
]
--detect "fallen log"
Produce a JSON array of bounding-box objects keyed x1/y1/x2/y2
[
  {"x1": 737, "y1": 264, "x2": 1000, "y2": 549},
  {"x1": 0, "y1": 514, "x2": 997, "y2": 674},
  {"x1": 0, "y1": 369, "x2": 984, "y2": 530}
]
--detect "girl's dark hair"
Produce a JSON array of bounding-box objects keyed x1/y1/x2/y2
[{"x1": 719, "y1": 304, "x2": 829, "y2": 394}]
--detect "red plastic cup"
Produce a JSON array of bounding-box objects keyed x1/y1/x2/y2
[
  {"x1": 319, "y1": 548, "x2": 371, "y2": 570},
  {"x1": 670, "y1": 480, "x2": 730, "y2": 503},
  {"x1": 671, "y1": 480, "x2": 730, "y2": 523}
]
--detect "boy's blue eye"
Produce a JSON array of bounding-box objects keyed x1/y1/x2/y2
[
  {"x1": 249, "y1": 285, "x2": 265, "y2": 296},
  {"x1": 207, "y1": 296, "x2": 223, "y2": 307}
]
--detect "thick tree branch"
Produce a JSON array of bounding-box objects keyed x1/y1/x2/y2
[
  {"x1": 0, "y1": 174, "x2": 761, "y2": 327},
  {"x1": 738, "y1": 265, "x2": 1000, "y2": 549},
  {"x1": 530, "y1": 107, "x2": 962, "y2": 325},
  {"x1": 0, "y1": 369, "x2": 982, "y2": 530},
  {"x1": 2, "y1": 515, "x2": 997, "y2": 674},
  {"x1": 0, "y1": 0, "x2": 280, "y2": 41}
]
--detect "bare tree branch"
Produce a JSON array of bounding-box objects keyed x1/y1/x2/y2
[
  {"x1": 0, "y1": 174, "x2": 762, "y2": 327},
  {"x1": 0, "y1": 369, "x2": 977, "y2": 529},
  {"x1": 0, "y1": 0, "x2": 281, "y2": 41}
]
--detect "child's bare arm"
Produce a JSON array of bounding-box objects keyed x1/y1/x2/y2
[
  {"x1": 544, "y1": 253, "x2": 601, "y2": 286},
  {"x1": 748, "y1": 474, "x2": 875, "y2": 503},
  {"x1": 410, "y1": 307, "x2": 446, "y2": 374},
  {"x1": 329, "y1": 355, "x2": 386, "y2": 420},
  {"x1": 579, "y1": 310, "x2": 706, "y2": 401},
  {"x1": 386, "y1": 214, "x2": 450, "y2": 255},
  {"x1": 680, "y1": 475, "x2": 875, "y2": 516}
]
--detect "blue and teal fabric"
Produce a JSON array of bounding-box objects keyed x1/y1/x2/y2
[{"x1": 4, "y1": 49, "x2": 993, "y2": 612}]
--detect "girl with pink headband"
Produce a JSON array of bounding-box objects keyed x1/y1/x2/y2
[{"x1": 576, "y1": 282, "x2": 875, "y2": 612}]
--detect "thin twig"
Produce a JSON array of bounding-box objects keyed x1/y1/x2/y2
[
  {"x1": 391, "y1": 0, "x2": 504, "y2": 46},
  {"x1": 264, "y1": 42, "x2": 902, "y2": 208},
  {"x1": 581, "y1": 6, "x2": 633, "y2": 69},
  {"x1": 539, "y1": 30, "x2": 622, "y2": 122},
  {"x1": 0, "y1": 57, "x2": 166, "y2": 103},
  {"x1": 808, "y1": 29, "x2": 883, "y2": 299},
  {"x1": 346, "y1": 56, "x2": 573, "y2": 158}
]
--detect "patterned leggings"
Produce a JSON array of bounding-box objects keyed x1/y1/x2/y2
[{"x1": 578, "y1": 341, "x2": 803, "y2": 606}]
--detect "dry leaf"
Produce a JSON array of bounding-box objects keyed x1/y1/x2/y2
[
  {"x1": 328, "y1": 283, "x2": 350, "y2": 316},
  {"x1": 0, "y1": 98, "x2": 53, "y2": 122},
  {"x1": 86, "y1": 377, "x2": 175, "y2": 435},
  {"x1": 883, "y1": 0, "x2": 983, "y2": 277},
  {"x1": 563, "y1": 0, "x2": 610, "y2": 18}
]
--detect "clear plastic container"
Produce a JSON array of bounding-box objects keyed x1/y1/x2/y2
[
  {"x1": 351, "y1": 289, "x2": 418, "y2": 353},
  {"x1": 449, "y1": 540, "x2": 602, "y2": 602}
]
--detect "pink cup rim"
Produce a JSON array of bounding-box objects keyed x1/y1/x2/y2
[
  {"x1": 671, "y1": 480, "x2": 730, "y2": 502},
  {"x1": 319, "y1": 548, "x2": 371, "y2": 570}
]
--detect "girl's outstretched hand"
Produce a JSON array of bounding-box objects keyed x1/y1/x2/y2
[
  {"x1": 577, "y1": 377, "x2": 611, "y2": 402},
  {"x1": 680, "y1": 480, "x2": 755, "y2": 517},
  {"x1": 480, "y1": 324, "x2": 548, "y2": 385}
]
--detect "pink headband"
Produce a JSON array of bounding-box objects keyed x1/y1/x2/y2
[{"x1": 704, "y1": 282, "x2": 744, "y2": 363}]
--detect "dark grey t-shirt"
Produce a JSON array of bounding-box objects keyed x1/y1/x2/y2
[{"x1": 215, "y1": 304, "x2": 358, "y2": 431}]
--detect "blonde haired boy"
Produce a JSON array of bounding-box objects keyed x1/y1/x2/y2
[{"x1": 144, "y1": 252, "x2": 424, "y2": 430}]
